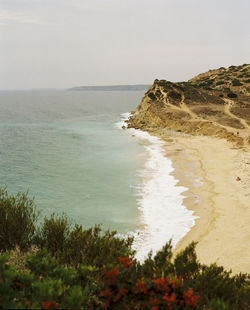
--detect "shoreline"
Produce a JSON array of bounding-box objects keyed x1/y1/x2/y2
[
  {"x1": 120, "y1": 118, "x2": 196, "y2": 261},
  {"x1": 156, "y1": 131, "x2": 250, "y2": 274}
]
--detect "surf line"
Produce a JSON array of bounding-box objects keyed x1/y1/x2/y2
[{"x1": 115, "y1": 112, "x2": 197, "y2": 261}]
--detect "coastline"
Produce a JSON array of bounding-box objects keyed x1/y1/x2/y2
[
  {"x1": 156, "y1": 131, "x2": 250, "y2": 274},
  {"x1": 118, "y1": 114, "x2": 196, "y2": 260}
]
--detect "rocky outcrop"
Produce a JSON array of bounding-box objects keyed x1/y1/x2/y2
[{"x1": 128, "y1": 64, "x2": 250, "y2": 146}]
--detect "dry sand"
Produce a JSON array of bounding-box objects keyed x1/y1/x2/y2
[{"x1": 158, "y1": 132, "x2": 250, "y2": 274}]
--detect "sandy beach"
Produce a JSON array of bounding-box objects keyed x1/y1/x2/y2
[{"x1": 156, "y1": 131, "x2": 250, "y2": 274}]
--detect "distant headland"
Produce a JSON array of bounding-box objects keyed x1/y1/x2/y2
[{"x1": 68, "y1": 84, "x2": 150, "y2": 91}]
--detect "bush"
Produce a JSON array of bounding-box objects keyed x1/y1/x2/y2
[
  {"x1": 227, "y1": 92, "x2": 238, "y2": 98},
  {"x1": 0, "y1": 251, "x2": 99, "y2": 309},
  {"x1": 1, "y1": 247, "x2": 249, "y2": 309},
  {"x1": 64, "y1": 224, "x2": 135, "y2": 267},
  {"x1": 232, "y1": 79, "x2": 242, "y2": 86},
  {"x1": 36, "y1": 213, "x2": 70, "y2": 257},
  {"x1": 168, "y1": 90, "x2": 182, "y2": 100},
  {"x1": 193, "y1": 264, "x2": 250, "y2": 308},
  {"x1": 100, "y1": 258, "x2": 200, "y2": 309},
  {"x1": 0, "y1": 188, "x2": 39, "y2": 251},
  {"x1": 216, "y1": 81, "x2": 225, "y2": 86},
  {"x1": 148, "y1": 92, "x2": 156, "y2": 100},
  {"x1": 36, "y1": 213, "x2": 135, "y2": 267},
  {"x1": 174, "y1": 242, "x2": 200, "y2": 281},
  {"x1": 0, "y1": 189, "x2": 250, "y2": 309}
]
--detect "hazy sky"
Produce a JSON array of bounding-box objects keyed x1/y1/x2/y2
[{"x1": 0, "y1": 0, "x2": 249, "y2": 90}]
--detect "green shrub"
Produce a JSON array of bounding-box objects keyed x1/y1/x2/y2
[
  {"x1": 0, "y1": 188, "x2": 39, "y2": 251},
  {"x1": 232, "y1": 79, "x2": 242, "y2": 86},
  {"x1": 227, "y1": 92, "x2": 237, "y2": 98},
  {"x1": 174, "y1": 242, "x2": 200, "y2": 281},
  {"x1": 0, "y1": 189, "x2": 250, "y2": 309},
  {"x1": 65, "y1": 224, "x2": 135, "y2": 267},
  {"x1": 168, "y1": 90, "x2": 181, "y2": 100},
  {"x1": 140, "y1": 241, "x2": 174, "y2": 278},
  {"x1": 216, "y1": 81, "x2": 225, "y2": 86},
  {"x1": 35, "y1": 213, "x2": 135, "y2": 267},
  {"x1": 36, "y1": 213, "x2": 70, "y2": 257},
  {"x1": 148, "y1": 92, "x2": 156, "y2": 100},
  {"x1": 1, "y1": 240, "x2": 250, "y2": 309}
]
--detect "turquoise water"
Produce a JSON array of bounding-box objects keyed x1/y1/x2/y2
[{"x1": 0, "y1": 90, "x2": 147, "y2": 233}]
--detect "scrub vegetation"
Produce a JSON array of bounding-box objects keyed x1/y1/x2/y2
[{"x1": 0, "y1": 188, "x2": 249, "y2": 309}]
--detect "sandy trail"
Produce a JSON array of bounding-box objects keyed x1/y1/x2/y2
[{"x1": 224, "y1": 99, "x2": 250, "y2": 130}]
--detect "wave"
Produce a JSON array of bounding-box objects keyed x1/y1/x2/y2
[{"x1": 115, "y1": 113, "x2": 197, "y2": 261}]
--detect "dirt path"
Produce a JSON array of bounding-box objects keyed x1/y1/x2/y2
[
  {"x1": 223, "y1": 99, "x2": 250, "y2": 130},
  {"x1": 160, "y1": 87, "x2": 200, "y2": 120},
  {"x1": 180, "y1": 93, "x2": 198, "y2": 119}
]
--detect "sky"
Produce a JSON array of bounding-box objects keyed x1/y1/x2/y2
[{"x1": 0, "y1": 0, "x2": 249, "y2": 90}]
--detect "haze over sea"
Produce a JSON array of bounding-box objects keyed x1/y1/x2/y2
[{"x1": 0, "y1": 90, "x2": 195, "y2": 259}]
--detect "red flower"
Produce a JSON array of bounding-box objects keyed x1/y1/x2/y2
[
  {"x1": 183, "y1": 288, "x2": 200, "y2": 306},
  {"x1": 113, "y1": 288, "x2": 128, "y2": 303},
  {"x1": 119, "y1": 256, "x2": 134, "y2": 268},
  {"x1": 119, "y1": 288, "x2": 128, "y2": 296},
  {"x1": 153, "y1": 278, "x2": 168, "y2": 292},
  {"x1": 163, "y1": 292, "x2": 176, "y2": 303},
  {"x1": 149, "y1": 297, "x2": 160, "y2": 305},
  {"x1": 134, "y1": 280, "x2": 147, "y2": 294},
  {"x1": 42, "y1": 301, "x2": 58, "y2": 309},
  {"x1": 104, "y1": 266, "x2": 120, "y2": 284},
  {"x1": 101, "y1": 289, "x2": 113, "y2": 298},
  {"x1": 113, "y1": 293, "x2": 121, "y2": 303}
]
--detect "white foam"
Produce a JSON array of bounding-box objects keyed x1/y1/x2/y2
[
  {"x1": 114, "y1": 112, "x2": 132, "y2": 130},
  {"x1": 115, "y1": 113, "x2": 197, "y2": 261}
]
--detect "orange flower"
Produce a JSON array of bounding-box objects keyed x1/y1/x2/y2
[
  {"x1": 163, "y1": 292, "x2": 176, "y2": 303},
  {"x1": 113, "y1": 293, "x2": 122, "y2": 303},
  {"x1": 101, "y1": 289, "x2": 113, "y2": 298},
  {"x1": 183, "y1": 288, "x2": 200, "y2": 306},
  {"x1": 119, "y1": 256, "x2": 134, "y2": 268},
  {"x1": 113, "y1": 287, "x2": 128, "y2": 302},
  {"x1": 42, "y1": 301, "x2": 58, "y2": 309},
  {"x1": 149, "y1": 297, "x2": 160, "y2": 305},
  {"x1": 104, "y1": 266, "x2": 120, "y2": 284},
  {"x1": 134, "y1": 281, "x2": 147, "y2": 294},
  {"x1": 119, "y1": 288, "x2": 128, "y2": 296},
  {"x1": 153, "y1": 278, "x2": 168, "y2": 292}
]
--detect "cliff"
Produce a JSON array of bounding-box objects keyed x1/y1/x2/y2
[{"x1": 128, "y1": 64, "x2": 250, "y2": 146}]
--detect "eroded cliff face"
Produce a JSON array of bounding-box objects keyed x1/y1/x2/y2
[{"x1": 128, "y1": 64, "x2": 250, "y2": 146}]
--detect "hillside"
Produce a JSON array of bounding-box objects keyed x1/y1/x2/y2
[{"x1": 128, "y1": 64, "x2": 250, "y2": 146}]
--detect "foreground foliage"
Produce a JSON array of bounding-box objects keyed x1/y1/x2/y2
[{"x1": 0, "y1": 189, "x2": 249, "y2": 309}]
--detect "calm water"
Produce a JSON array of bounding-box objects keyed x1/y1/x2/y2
[{"x1": 0, "y1": 90, "x2": 147, "y2": 233}]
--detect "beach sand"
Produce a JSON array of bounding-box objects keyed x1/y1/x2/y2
[{"x1": 158, "y1": 132, "x2": 250, "y2": 274}]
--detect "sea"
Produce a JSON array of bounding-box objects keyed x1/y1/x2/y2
[{"x1": 0, "y1": 89, "x2": 195, "y2": 260}]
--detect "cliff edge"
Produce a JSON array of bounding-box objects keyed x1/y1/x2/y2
[{"x1": 128, "y1": 64, "x2": 250, "y2": 146}]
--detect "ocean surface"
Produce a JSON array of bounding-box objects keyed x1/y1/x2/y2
[{"x1": 0, "y1": 89, "x2": 195, "y2": 259}]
